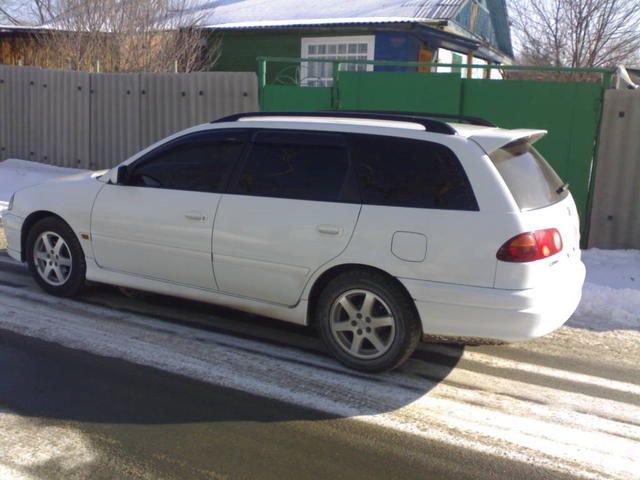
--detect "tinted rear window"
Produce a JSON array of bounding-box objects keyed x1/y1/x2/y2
[
  {"x1": 350, "y1": 134, "x2": 478, "y2": 211},
  {"x1": 489, "y1": 140, "x2": 568, "y2": 211},
  {"x1": 232, "y1": 131, "x2": 350, "y2": 202}
]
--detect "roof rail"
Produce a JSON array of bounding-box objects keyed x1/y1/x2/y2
[
  {"x1": 213, "y1": 111, "x2": 459, "y2": 135},
  {"x1": 337, "y1": 110, "x2": 497, "y2": 128}
]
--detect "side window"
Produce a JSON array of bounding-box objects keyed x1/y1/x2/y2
[
  {"x1": 129, "y1": 131, "x2": 247, "y2": 192},
  {"x1": 232, "y1": 131, "x2": 350, "y2": 202},
  {"x1": 350, "y1": 134, "x2": 478, "y2": 211}
]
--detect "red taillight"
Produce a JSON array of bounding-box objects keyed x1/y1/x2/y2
[{"x1": 497, "y1": 229, "x2": 563, "y2": 263}]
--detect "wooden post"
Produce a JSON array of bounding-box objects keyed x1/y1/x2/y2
[{"x1": 417, "y1": 47, "x2": 433, "y2": 73}]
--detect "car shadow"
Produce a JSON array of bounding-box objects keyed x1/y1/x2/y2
[
  {"x1": 0, "y1": 325, "x2": 463, "y2": 425},
  {"x1": 0, "y1": 278, "x2": 464, "y2": 425},
  {"x1": 2, "y1": 333, "x2": 584, "y2": 480}
]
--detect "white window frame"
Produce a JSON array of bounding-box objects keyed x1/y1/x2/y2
[{"x1": 300, "y1": 35, "x2": 375, "y2": 87}]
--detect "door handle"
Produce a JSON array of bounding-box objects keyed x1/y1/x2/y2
[
  {"x1": 185, "y1": 212, "x2": 206, "y2": 222},
  {"x1": 317, "y1": 225, "x2": 343, "y2": 236}
]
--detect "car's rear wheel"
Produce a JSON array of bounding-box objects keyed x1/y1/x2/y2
[
  {"x1": 26, "y1": 217, "x2": 86, "y2": 297},
  {"x1": 316, "y1": 270, "x2": 422, "y2": 372}
]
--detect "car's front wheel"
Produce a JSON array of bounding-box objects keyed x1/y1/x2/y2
[
  {"x1": 26, "y1": 217, "x2": 86, "y2": 297},
  {"x1": 316, "y1": 270, "x2": 422, "y2": 372}
]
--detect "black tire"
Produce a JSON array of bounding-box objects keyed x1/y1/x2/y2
[
  {"x1": 316, "y1": 269, "x2": 422, "y2": 372},
  {"x1": 26, "y1": 216, "x2": 86, "y2": 297}
]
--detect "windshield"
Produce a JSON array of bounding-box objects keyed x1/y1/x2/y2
[{"x1": 489, "y1": 140, "x2": 568, "y2": 211}]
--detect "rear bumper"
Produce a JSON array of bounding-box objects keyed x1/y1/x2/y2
[
  {"x1": 400, "y1": 260, "x2": 586, "y2": 342},
  {"x1": 2, "y1": 212, "x2": 23, "y2": 262}
]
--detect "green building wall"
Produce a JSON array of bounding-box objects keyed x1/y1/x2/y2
[
  {"x1": 212, "y1": 30, "x2": 301, "y2": 72},
  {"x1": 210, "y1": 26, "x2": 414, "y2": 80}
]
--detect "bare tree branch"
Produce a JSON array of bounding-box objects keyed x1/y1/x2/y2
[
  {"x1": 0, "y1": 1, "x2": 28, "y2": 25},
  {"x1": 511, "y1": 0, "x2": 640, "y2": 69},
  {"x1": 14, "y1": 0, "x2": 219, "y2": 72},
  {"x1": 0, "y1": 0, "x2": 55, "y2": 25}
]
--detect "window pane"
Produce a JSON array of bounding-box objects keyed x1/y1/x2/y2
[
  {"x1": 489, "y1": 140, "x2": 567, "y2": 210},
  {"x1": 130, "y1": 133, "x2": 245, "y2": 192},
  {"x1": 348, "y1": 44, "x2": 357, "y2": 54},
  {"x1": 357, "y1": 43, "x2": 368, "y2": 54},
  {"x1": 234, "y1": 132, "x2": 349, "y2": 202},
  {"x1": 308, "y1": 45, "x2": 317, "y2": 55},
  {"x1": 328, "y1": 44, "x2": 337, "y2": 54},
  {"x1": 350, "y1": 134, "x2": 478, "y2": 210},
  {"x1": 452, "y1": 53, "x2": 463, "y2": 74},
  {"x1": 319, "y1": 62, "x2": 327, "y2": 78},
  {"x1": 317, "y1": 45, "x2": 326, "y2": 55},
  {"x1": 338, "y1": 44, "x2": 347, "y2": 54}
]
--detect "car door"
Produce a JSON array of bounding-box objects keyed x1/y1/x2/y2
[
  {"x1": 91, "y1": 129, "x2": 247, "y2": 290},
  {"x1": 212, "y1": 129, "x2": 361, "y2": 306}
]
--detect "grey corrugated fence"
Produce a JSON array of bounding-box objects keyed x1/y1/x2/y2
[
  {"x1": 589, "y1": 89, "x2": 640, "y2": 249},
  {"x1": 1, "y1": 65, "x2": 637, "y2": 249},
  {"x1": 0, "y1": 66, "x2": 258, "y2": 170}
]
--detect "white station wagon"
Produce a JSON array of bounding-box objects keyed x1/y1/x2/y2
[{"x1": 3, "y1": 112, "x2": 586, "y2": 371}]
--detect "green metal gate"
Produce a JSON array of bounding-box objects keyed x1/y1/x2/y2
[
  {"x1": 258, "y1": 57, "x2": 611, "y2": 238},
  {"x1": 461, "y1": 78, "x2": 603, "y2": 234},
  {"x1": 338, "y1": 72, "x2": 462, "y2": 114}
]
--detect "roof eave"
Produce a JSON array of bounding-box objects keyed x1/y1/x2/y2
[
  {"x1": 412, "y1": 22, "x2": 480, "y2": 51},
  {"x1": 0, "y1": 24, "x2": 43, "y2": 32},
  {"x1": 439, "y1": 19, "x2": 514, "y2": 61}
]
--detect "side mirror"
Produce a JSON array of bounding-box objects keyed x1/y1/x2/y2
[{"x1": 114, "y1": 165, "x2": 130, "y2": 185}]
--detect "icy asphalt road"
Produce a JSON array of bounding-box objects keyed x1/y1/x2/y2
[
  {"x1": 0, "y1": 330, "x2": 582, "y2": 480},
  {"x1": 0, "y1": 249, "x2": 638, "y2": 480}
]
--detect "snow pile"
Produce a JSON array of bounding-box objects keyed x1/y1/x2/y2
[
  {"x1": 570, "y1": 249, "x2": 640, "y2": 331},
  {"x1": 0, "y1": 159, "x2": 87, "y2": 216}
]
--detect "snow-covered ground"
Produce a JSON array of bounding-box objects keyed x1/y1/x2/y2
[{"x1": 570, "y1": 249, "x2": 640, "y2": 331}]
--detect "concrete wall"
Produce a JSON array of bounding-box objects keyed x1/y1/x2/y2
[{"x1": 0, "y1": 66, "x2": 258, "y2": 170}]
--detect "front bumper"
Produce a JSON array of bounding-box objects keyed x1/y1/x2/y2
[
  {"x1": 2, "y1": 212, "x2": 24, "y2": 262},
  {"x1": 400, "y1": 260, "x2": 586, "y2": 342}
]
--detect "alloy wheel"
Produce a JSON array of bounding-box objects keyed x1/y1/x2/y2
[
  {"x1": 329, "y1": 289, "x2": 397, "y2": 360},
  {"x1": 33, "y1": 231, "x2": 73, "y2": 286}
]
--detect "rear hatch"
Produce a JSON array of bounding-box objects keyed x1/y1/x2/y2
[{"x1": 481, "y1": 135, "x2": 582, "y2": 289}]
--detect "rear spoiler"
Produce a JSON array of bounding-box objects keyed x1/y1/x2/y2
[{"x1": 469, "y1": 129, "x2": 547, "y2": 154}]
